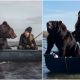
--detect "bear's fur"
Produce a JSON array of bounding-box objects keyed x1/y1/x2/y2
[{"x1": 45, "y1": 21, "x2": 80, "y2": 57}]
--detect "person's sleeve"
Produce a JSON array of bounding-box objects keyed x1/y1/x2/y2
[
  {"x1": 32, "y1": 35, "x2": 36, "y2": 45},
  {"x1": 75, "y1": 22, "x2": 80, "y2": 31}
]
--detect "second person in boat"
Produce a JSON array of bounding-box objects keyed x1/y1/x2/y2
[{"x1": 18, "y1": 27, "x2": 37, "y2": 50}]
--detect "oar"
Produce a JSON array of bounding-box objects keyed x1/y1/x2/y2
[
  {"x1": 29, "y1": 32, "x2": 42, "y2": 47},
  {"x1": 34, "y1": 32, "x2": 42, "y2": 40}
]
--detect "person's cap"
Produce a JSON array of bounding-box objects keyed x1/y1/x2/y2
[{"x1": 25, "y1": 27, "x2": 32, "y2": 33}]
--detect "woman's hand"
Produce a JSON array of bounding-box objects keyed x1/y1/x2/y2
[
  {"x1": 26, "y1": 45, "x2": 30, "y2": 48},
  {"x1": 31, "y1": 44, "x2": 34, "y2": 47},
  {"x1": 19, "y1": 45, "x2": 23, "y2": 49}
]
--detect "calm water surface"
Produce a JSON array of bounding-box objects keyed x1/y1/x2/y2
[{"x1": 0, "y1": 61, "x2": 42, "y2": 79}]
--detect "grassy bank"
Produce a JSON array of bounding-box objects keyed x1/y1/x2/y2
[{"x1": 43, "y1": 31, "x2": 48, "y2": 38}]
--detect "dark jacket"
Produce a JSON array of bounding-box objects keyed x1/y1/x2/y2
[{"x1": 19, "y1": 33, "x2": 37, "y2": 50}]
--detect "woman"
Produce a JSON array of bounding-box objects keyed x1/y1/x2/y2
[
  {"x1": 72, "y1": 11, "x2": 80, "y2": 44},
  {"x1": 18, "y1": 27, "x2": 37, "y2": 50}
]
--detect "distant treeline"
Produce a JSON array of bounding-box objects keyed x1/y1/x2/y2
[{"x1": 43, "y1": 31, "x2": 48, "y2": 38}]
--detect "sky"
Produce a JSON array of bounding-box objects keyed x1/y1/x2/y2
[
  {"x1": 0, "y1": 1, "x2": 42, "y2": 41},
  {"x1": 43, "y1": 1, "x2": 80, "y2": 31}
]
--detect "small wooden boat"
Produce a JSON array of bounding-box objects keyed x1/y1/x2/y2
[
  {"x1": 44, "y1": 54, "x2": 80, "y2": 73},
  {"x1": 0, "y1": 50, "x2": 42, "y2": 61}
]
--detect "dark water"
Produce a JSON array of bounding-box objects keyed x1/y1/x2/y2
[
  {"x1": 0, "y1": 61, "x2": 42, "y2": 79},
  {"x1": 43, "y1": 39, "x2": 80, "y2": 79}
]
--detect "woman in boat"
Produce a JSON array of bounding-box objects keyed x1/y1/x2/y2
[
  {"x1": 18, "y1": 27, "x2": 37, "y2": 50},
  {"x1": 72, "y1": 11, "x2": 80, "y2": 44}
]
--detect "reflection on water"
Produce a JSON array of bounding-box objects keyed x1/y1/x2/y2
[
  {"x1": 0, "y1": 61, "x2": 42, "y2": 79},
  {"x1": 43, "y1": 38, "x2": 80, "y2": 79}
]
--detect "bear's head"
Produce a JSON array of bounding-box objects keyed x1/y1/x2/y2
[
  {"x1": 47, "y1": 21, "x2": 67, "y2": 35},
  {"x1": 0, "y1": 21, "x2": 17, "y2": 39}
]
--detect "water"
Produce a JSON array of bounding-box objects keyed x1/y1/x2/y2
[
  {"x1": 43, "y1": 38, "x2": 80, "y2": 79},
  {"x1": 0, "y1": 61, "x2": 42, "y2": 79},
  {"x1": 0, "y1": 41, "x2": 42, "y2": 79}
]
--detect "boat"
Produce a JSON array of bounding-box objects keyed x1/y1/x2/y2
[
  {"x1": 44, "y1": 54, "x2": 80, "y2": 73},
  {"x1": 0, "y1": 50, "x2": 42, "y2": 61}
]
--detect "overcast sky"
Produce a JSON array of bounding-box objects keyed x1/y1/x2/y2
[{"x1": 0, "y1": 1, "x2": 42, "y2": 41}]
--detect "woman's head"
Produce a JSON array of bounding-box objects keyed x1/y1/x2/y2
[
  {"x1": 25, "y1": 27, "x2": 32, "y2": 33},
  {"x1": 24, "y1": 27, "x2": 32, "y2": 37}
]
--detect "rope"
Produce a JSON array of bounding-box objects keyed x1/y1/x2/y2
[{"x1": 65, "y1": 57, "x2": 68, "y2": 73}]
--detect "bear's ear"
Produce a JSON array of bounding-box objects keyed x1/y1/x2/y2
[
  {"x1": 49, "y1": 21, "x2": 52, "y2": 26},
  {"x1": 47, "y1": 22, "x2": 49, "y2": 27},
  {"x1": 47, "y1": 21, "x2": 52, "y2": 27},
  {"x1": 59, "y1": 21, "x2": 62, "y2": 25}
]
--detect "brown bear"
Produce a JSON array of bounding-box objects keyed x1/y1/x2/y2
[
  {"x1": 0, "y1": 21, "x2": 16, "y2": 49},
  {"x1": 45, "y1": 21, "x2": 80, "y2": 57}
]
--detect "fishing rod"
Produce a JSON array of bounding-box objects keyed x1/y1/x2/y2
[{"x1": 34, "y1": 32, "x2": 42, "y2": 40}]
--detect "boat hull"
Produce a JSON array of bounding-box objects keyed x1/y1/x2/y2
[
  {"x1": 0, "y1": 50, "x2": 42, "y2": 61},
  {"x1": 44, "y1": 54, "x2": 80, "y2": 73}
]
